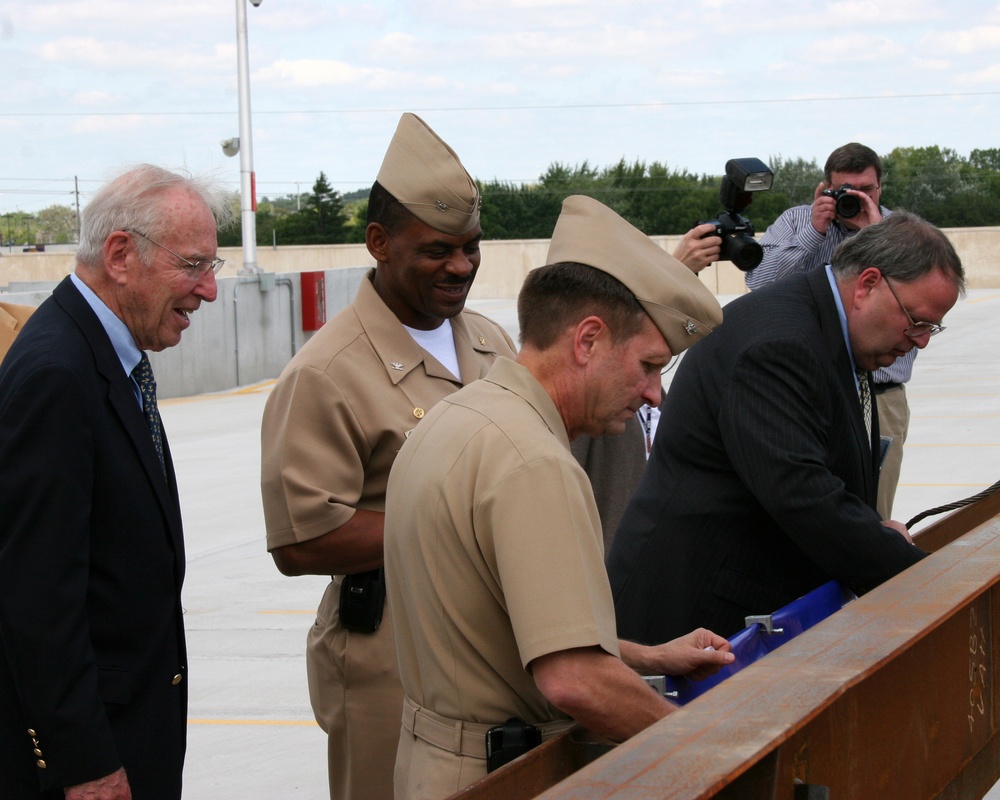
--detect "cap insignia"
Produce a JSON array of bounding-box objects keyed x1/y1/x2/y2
[{"x1": 684, "y1": 320, "x2": 698, "y2": 335}]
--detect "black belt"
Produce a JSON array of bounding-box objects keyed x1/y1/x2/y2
[{"x1": 872, "y1": 382, "x2": 902, "y2": 395}]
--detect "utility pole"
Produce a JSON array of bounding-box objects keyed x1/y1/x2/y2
[
  {"x1": 74, "y1": 176, "x2": 81, "y2": 243},
  {"x1": 235, "y1": 0, "x2": 260, "y2": 274}
]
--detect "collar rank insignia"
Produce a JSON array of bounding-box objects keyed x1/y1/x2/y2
[
  {"x1": 684, "y1": 319, "x2": 699, "y2": 335},
  {"x1": 478, "y1": 335, "x2": 487, "y2": 345},
  {"x1": 390, "y1": 361, "x2": 404, "y2": 371}
]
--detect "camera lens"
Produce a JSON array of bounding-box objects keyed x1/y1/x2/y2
[
  {"x1": 836, "y1": 193, "x2": 862, "y2": 219},
  {"x1": 724, "y1": 234, "x2": 764, "y2": 271}
]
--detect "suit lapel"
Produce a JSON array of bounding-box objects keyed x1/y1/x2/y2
[
  {"x1": 804, "y1": 269, "x2": 878, "y2": 505},
  {"x1": 53, "y1": 279, "x2": 184, "y2": 537}
]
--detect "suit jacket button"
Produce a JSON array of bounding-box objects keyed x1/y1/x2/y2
[
  {"x1": 26, "y1": 728, "x2": 37, "y2": 736},
  {"x1": 36, "y1": 759, "x2": 47, "y2": 769},
  {"x1": 33, "y1": 748, "x2": 43, "y2": 757},
  {"x1": 171, "y1": 673, "x2": 183, "y2": 685}
]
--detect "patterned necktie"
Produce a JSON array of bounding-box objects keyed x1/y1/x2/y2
[
  {"x1": 132, "y1": 352, "x2": 166, "y2": 475},
  {"x1": 856, "y1": 367, "x2": 872, "y2": 443}
]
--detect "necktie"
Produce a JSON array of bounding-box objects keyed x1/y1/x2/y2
[
  {"x1": 856, "y1": 367, "x2": 872, "y2": 443},
  {"x1": 132, "y1": 353, "x2": 166, "y2": 475}
]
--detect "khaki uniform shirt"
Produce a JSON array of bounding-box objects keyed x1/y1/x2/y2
[
  {"x1": 260, "y1": 271, "x2": 516, "y2": 800},
  {"x1": 0, "y1": 302, "x2": 35, "y2": 365},
  {"x1": 385, "y1": 356, "x2": 620, "y2": 726},
  {"x1": 261, "y1": 271, "x2": 517, "y2": 546}
]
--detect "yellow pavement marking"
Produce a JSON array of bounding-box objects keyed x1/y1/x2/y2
[
  {"x1": 258, "y1": 610, "x2": 316, "y2": 615},
  {"x1": 966, "y1": 293, "x2": 1000, "y2": 304},
  {"x1": 904, "y1": 443, "x2": 1000, "y2": 447},
  {"x1": 900, "y1": 482, "x2": 995, "y2": 487},
  {"x1": 160, "y1": 380, "x2": 276, "y2": 407},
  {"x1": 189, "y1": 718, "x2": 318, "y2": 727}
]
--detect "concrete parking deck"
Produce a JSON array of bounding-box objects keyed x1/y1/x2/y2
[{"x1": 165, "y1": 290, "x2": 1000, "y2": 798}]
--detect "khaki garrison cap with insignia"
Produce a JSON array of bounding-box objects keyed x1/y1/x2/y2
[
  {"x1": 544, "y1": 195, "x2": 723, "y2": 355},
  {"x1": 375, "y1": 112, "x2": 481, "y2": 236}
]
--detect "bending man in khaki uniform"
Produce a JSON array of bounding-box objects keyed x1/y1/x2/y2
[
  {"x1": 385, "y1": 195, "x2": 736, "y2": 800},
  {"x1": 260, "y1": 113, "x2": 517, "y2": 800}
]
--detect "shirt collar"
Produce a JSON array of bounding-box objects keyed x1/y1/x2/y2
[
  {"x1": 70, "y1": 272, "x2": 143, "y2": 377},
  {"x1": 824, "y1": 264, "x2": 864, "y2": 391}
]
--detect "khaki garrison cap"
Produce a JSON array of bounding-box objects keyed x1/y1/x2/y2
[
  {"x1": 375, "y1": 112, "x2": 481, "y2": 236},
  {"x1": 545, "y1": 195, "x2": 723, "y2": 354}
]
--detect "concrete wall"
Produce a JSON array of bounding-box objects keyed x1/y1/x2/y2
[
  {"x1": 2, "y1": 268, "x2": 370, "y2": 400},
  {"x1": 3, "y1": 227, "x2": 999, "y2": 296},
  {"x1": 2, "y1": 225, "x2": 997, "y2": 398}
]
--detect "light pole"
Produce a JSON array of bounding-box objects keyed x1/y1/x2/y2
[{"x1": 232, "y1": 0, "x2": 261, "y2": 274}]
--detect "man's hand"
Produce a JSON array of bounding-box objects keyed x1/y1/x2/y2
[
  {"x1": 843, "y1": 188, "x2": 883, "y2": 230},
  {"x1": 882, "y1": 519, "x2": 913, "y2": 543},
  {"x1": 621, "y1": 628, "x2": 733, "y2": 682},
  {"x1": 65, "y1": 768, "x2": 131, "y2": 800},
  {"x1": 811, "y1": 181, "x2": 838, "y2": 235},
  {"x1": 673, "y1": 224, "x2": 722, "y2": 273}
]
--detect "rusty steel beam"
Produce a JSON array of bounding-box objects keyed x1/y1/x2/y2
[{"x1": 452, "y1": 495, "x2": 1000, "y2": 800}]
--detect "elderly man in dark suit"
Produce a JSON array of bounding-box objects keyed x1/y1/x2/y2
[
  {"x1": 0, "y1": 165, "x2": 230, "y2": 800},
  {"x1": 608, "y1": 211, "x2": 964, "y2": 645}
]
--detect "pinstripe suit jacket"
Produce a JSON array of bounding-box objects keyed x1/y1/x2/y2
[{"x1": 608, "y1": 268, "x2": 925, "y2": 644}]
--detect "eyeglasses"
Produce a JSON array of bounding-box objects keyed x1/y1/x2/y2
[
  {"x1": 127, "y1": 229, "x2": 224, "y2": 279},
  {"x1": 883, "y1": 275, "x2": 945, "y2": 338}
]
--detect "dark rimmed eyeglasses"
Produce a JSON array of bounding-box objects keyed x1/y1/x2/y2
[
  {"x1": 883, "y1": 276, "x2": 945, "y2": 338},
  {"x1": 127, "y1": 229, "x2": 224, "y2": 279}
]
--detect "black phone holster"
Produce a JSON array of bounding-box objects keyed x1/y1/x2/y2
[
  {"x1": 339, "y1": 568, "x2": 386, "y2": 633},
  {"x1": 485, "y1": 717, "x2": 542, "y2": 772}
]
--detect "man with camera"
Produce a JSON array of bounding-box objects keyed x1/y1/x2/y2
[
  {"x1": 744, "y1": 142, "x2": 908, "y2": 518},
  {"x1": 609, "y1": 212, "x2": 963, "y2": 647}
]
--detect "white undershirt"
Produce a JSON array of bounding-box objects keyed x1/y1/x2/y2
[{"x1": 403, "y1": 319, "x2": 460, "y2": 380}]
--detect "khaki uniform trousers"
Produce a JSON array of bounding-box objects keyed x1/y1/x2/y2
[
  {"x1": 394, "y1": 697, "x2": 576, "y2": 800},
  {"x1": 875, "y1": 384, "x2": 909, "y2": 520},
  {"x1": 307, "y1": 578, "x2": 403, "y2": 800}
]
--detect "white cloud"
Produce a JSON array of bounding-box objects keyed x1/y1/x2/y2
[
  {"x1": 931, "y1": 25, "x2": 1000, "y2": 55},
  {"x1": 254, "y1": 58, "x2": 450, "y2": 93}
]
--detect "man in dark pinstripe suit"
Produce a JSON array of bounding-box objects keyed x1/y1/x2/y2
[{"x1": 608, "y1": 211, "x2": 964, "y2": 644}]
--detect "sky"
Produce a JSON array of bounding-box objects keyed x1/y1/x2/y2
[{"x1": 1, "y1": 0, "x2": 998, "y2": 215}]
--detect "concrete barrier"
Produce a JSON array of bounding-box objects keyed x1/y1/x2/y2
[
  {"x1": 3, "y1": 226, "x2": 999, "y2": 296},
  {"x1": 3, "y1": 224, "x2": 997, "y2": 398},
  {"x1": 1, "y1": 268, "x2": 370, "y2": 399}
]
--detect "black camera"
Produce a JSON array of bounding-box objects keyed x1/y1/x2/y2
[
  {"x1": 821, "y1": 185, "x2": 862, "y2": 219},
  {"x1": 697, "y1": 157, "x2": 773, "y2": 271}
]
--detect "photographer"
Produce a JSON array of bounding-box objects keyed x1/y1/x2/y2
[
  {"x1": 746, "y1": 143, "x2": 888, "y2": 289},
  {"x1": 744, "y1": 143, "x2": 908, "y2": 519}
]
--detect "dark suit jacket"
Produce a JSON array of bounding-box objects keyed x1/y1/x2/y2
[
  {"x1": 0, "y1": 277, "x2": 187, "y2": 799},
  {"x1": 608, "y1": 268, "x2": 925, "y2": 644},
  {"x1": 571, "y1": 412, "x2": 649, "y2": 554}
]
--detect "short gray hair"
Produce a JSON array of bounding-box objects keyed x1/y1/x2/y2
[
  {"x1": 76, "y1": 164, "x2": 234, "y2": 268},
  {"x1": 831, "y1": 210, "x2": 965, "y2": 292}
]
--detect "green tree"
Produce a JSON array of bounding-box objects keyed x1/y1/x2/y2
[
  {"x1": 33, "y1": 204, "x2": 78, "y2": 244},
  {"x1": 881, "y1": 146, "x2": 975, "y2": 226},
  {"x1": 298, "y1": 171, "x2": 346, "y2": 244}
]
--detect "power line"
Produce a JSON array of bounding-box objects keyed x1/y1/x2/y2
[{"x1": 0, "y1": 91, "x2": 997, "y2": 118}]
